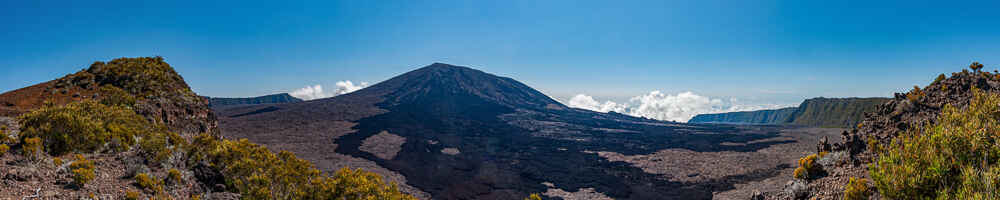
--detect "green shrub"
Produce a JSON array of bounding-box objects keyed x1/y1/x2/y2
[
  {"x1": 191, "y1": 136, "x2": 416, "y2": 200},
  {"x1": 135, "y1": 172, "x2": 163, "y2": 193},
  {"x1": 87, "y1": 57, "x2": 193, "y2": 98},
  {"x1": 0, "y1": 144, "x2": 8, "y2": 156},
  {"x1": 17, "y1": 101, "x2": 151, "y2": 155},
  {"x1": 871, "y1": 89, "x2": 1000, "y2": 199},
  {"x1": 934, "y1": 73, "x2": 947, "y2": 84},
  {"x1": 843, "y1": 177, "x2": 870, "y2": 200},
  {"x1": 53, "y1": 157, "x2": 64, "y2": 166},
  {"x1": 140, "y1": 130, "x2": 185, "y2": 164},
  {"x1": 70, "y1": 154, "x2": 96, "y2": 187},
  {"x1": 98, "y1": 85, "x2": 137, "y2": 107},
  {"x1": 906, "y1": 85, "x2": 925, "y2": 103},
  {"x1": 22, "y1": 137, "x2": 43, "y2": 159},
  {"x1": 125, "y1": 190, "x2": 140, "y2": 200},
  {"x1": 525, "y1": 193, "x2": 542, "y2": 200},
  {"x1": 167, "y1": 168, "x2": 183, "y2": 185}
]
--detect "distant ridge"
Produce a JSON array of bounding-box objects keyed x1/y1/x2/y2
[
  {"x1": 689, "y1": 97, "x2": 890, "y2": 128},
  {"x1": 208, "y1": 93, "x2": 303, "y2": 107},
  {"x1": 689, "y1": 107, "x2": 797, "y2": 125}
]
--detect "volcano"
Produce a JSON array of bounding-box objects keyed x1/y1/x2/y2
[{"x1": 219, "y1": 63, "x2": 799, "y2": 200}]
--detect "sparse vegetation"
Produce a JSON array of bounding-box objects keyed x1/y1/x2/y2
[
  {"x1": 970, "y1": 61, "x2": 984, "y2": 72},
  {"x1": 842, "y1": 177, "x2": 870, "y2": 200},
  {"x1": 906, "y1": 85, "x2": 925, "y2": 103},
  {"x1": 934, "y1": 73, "x2": 947, "y2": 84},
  {"x1": 135, "y1": 172, "x2": 164, "y2": 193},
  {"x1": 70, "y1": 154, "x2": 96, "y2": 187},
  {"x1": 167, "y1": 168, "x2": 183, "y2": 185},
  {"x1": 525, "y1": 193, "x2": 542, "y2": 200},
  {"x1": 125, "y1": 190, "x2": 141, "y2": 200},
  {"x1": 871, "y1": 89, "x2": 1000, "y2": 199}
]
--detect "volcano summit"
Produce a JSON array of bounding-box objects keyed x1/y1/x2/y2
[{"x1": 218, "y1": 63, "x2": 835, "y2": 200}]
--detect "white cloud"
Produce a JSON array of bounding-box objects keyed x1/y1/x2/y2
[
  {"x1": 568, "y1": 94, "x2": 629, "y2": 113},
  {"x1": 567, "y1": 91, "x2": 791, "y2": 122},
  {"x1": 289, "y1": 81, "x2": 369, "y2": 100},
  {"x1": 334, "y1": 81, "x2": 368, "y2": 95}
]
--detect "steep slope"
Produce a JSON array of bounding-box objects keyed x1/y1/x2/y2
[
  {"x1": 785, "y1": 97, "x2": 890, "y2": 128},
  {"x1": 689, "y1": 107, "x2": 797, "y2": 124},
  {"x1": 757, "y1": 65, "x2": 1000, "y2": 200},
  {"x1": 220, "y1": 63, "x2": 819, "y2": 200},
  {"x1": 689, "y1": 97, "x2": 889, "y2": 128},
  {"x1": 208, "y1": 93, "x2": 303, "y2": 107},
  {"x1": 0, "y1": 57, "x2": 217, "y2": 137}
]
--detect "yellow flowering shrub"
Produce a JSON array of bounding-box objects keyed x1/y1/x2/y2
[
  {"x1": 70, "y1": 154, "x2": 96, "y2": 186},
  {"x1": 793, "y1": 153, "x2": 823, "y2": 180}
]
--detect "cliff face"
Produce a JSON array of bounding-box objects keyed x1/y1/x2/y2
[
  {"x1": 208, "y1": 93, "x2": 303, "y2": 108},
  {"x1": 689, "y1": 97, "x2": 889, "y2": 128},
  {"x1": 785, "y1": 97, "x2": 890, "y2": 128},
  {"x1": 689, "y1": 107, "x2": 797, "y2": 124}
]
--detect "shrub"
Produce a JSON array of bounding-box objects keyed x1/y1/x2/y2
[
  {"x1": 167, "y1": 168, "x2": 183, "y2": 185},
  {"x1": 906, "y1": 85, "x2": 925, "y2": 103},
  {"x1": 125, "y1": 190, "x2": 140, "y2": 200},
  {"x1": 794, "y1": 153, "x2": 824, "y2": 180},
  {"x1": 140, "y1": 130, "x2": 185, "y2": 164},
  {"x1": 98, "y1": 85, "x2": 137, "y2": 107},
  {"x1": 53, "y1": 157, "x2": 64, "y2": 166},
  {"x1": 87, "y1": 57, "x2": 193, "y2": 98},
  {"x1": 0, "y1": 144, "x2": 8, "y2": 156},
  {"x1": 70, "y1": 154, "x2": 96, "y2": 187},
  {"x1": 191, "y1": 136, "x2": 416, "y2": 200},
  {"x1": 871, "y1": 89, "x2": 1000, "y2": 199},
  {"x1": 17, "y1": 101, "x2": 152, "y2": 155},
  {"x1": 793, "y1": 167, "x2": 808, "y2": 179},
  {"x1": 22, "y1": 137, "x2": 43, "y2": 159},
  {"x1": 934, "y1": 73, "x2": 947, "y2": 84},
  {"x1": 525, "y1": 193, "x2": 542, "y2": 200},
  {"x1": 843, "y1": 177, "x2": 870, "y2": 200},
  {"x1": 135, "y1": 173, "x2": 164, "y2": 193},
  {"x1": 970, "y1": 61, "x2": 984, "y2": 72}
]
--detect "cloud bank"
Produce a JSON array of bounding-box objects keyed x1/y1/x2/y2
[
  {"x1": 289, "y1": 81, "x2": 369, "y2": 100},
  {"x1": 568, "y1": 91, "x2": 790, "y2": 122}
]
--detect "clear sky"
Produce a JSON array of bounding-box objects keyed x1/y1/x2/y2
[{"x1": 3, "y1": 0, "x2": 999, "y2": 112}]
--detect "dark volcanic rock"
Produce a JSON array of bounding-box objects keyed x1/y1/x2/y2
[
  {"x1": 220, "y1": 63, "x2": 808, "y2": 200},
  {"x1": 776, "y1": 67, "x2": 1000, "y2": 200}
]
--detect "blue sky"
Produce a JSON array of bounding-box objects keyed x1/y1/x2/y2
[{"x1": 2, "y1": 0, "x2": 999, "y2": 110}]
